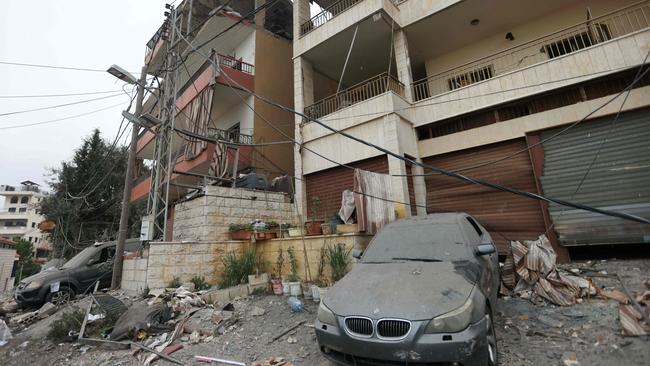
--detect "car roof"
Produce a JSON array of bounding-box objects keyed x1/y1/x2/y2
[{"x1": 387, "y1": 212, "x2": 469, "y2": 227}]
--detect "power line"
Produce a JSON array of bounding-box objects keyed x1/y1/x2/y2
[
  {"x1": 0, "y1": 92, "x2": 126, "y2": 117},
  {"x1": 0, "y1": 102, "x2": 126, "y2": 130},
  {"x1": 0, "y1": 90, "x2": 126, "y2": 99},
  {"x1": 0, "y1": 61, "x2": 140, "y2": 74},
  {"x1": 174, "y1": 26, "x2": 650, "y2": 225}
]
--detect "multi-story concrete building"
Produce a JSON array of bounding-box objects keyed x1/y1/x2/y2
[
  {"x1": 292, "y1": 0, "x2": 650, "y2": 258},
  {"x1": 0, "y1": 181, "x2": 52, "y2": 260},
  {"x1": 0, "y1": 238, "x2": 17, "y2": 293},
  {"x1": 130, "y1": 0, "x2": 295, "y2": 240}
]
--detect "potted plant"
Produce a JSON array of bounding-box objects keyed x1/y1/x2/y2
[
  {"x1": 279, "y1": 223, "x2": 291, "y2": 238},
  {"x1": 288, "y1": 224, "x2": 305, "y2": 237},
  {"x1": 271, "y1": 249, "x2": 284, "y2": 295},
  {"x1": 326, "y1": 243, "x2": 352, "y2": 283},
  {"x1": 229, "y1": 223, "x2": 253, "y2": 240},
  {"x1": 312, "y1": 247, "x2": 328, "y2": 303},
  {"x1": 286, "y1": 247, "x2": 301, "y2": 296},
  {"x1": 305, "y1": 196, "x2": 324, "y2": 236}
]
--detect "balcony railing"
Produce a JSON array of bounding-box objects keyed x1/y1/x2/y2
[
  {"x1": 215, "y1": 53, "x2": 255, "y2": 75},
  {"x1": 208, "y1": 128, "x2": 253, "y2": 145},
  {"x1": 146, "y1": 21, "x2": 168, "y2": 52},
  {"x1": 300, "y1": 0, "x2": 363, "y2": 36},
  {"x1": 304, "y1": 72, "x2": 405, "y2": 119},
  {"x1": 412, "y1": 1, "x2": 650, "y2": 101}
]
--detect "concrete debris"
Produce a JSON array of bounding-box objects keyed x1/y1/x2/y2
[
  {"x1": 251, "y1": 305, "x2": 266, "y2": 316},
  {"x1": 252, "y1": 357, "x2": 294, "y2": 366},
  {"x1": 0, "y1": 320, "x2": 12, "y2": 347},
  {"x1": 109, "y1": 303, "x2": 173, "y2": 341},
  {"x1": 36, "y1": 302, "x2": 57, "y2": 320},
  {"x1": 562, "y1": 352, "x2": 581, "y2": 366},
  {"x1": 286, "y1": 336, "x2": 297, "y2": 344},
  {"x1": 537, "y1": 315, "x2": 564, "y2": 328},
  {"x1": 602, "y1": 290, "x2": 628, "y2": 304}
]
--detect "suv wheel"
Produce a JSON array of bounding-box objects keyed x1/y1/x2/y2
[{"x1": 46, "y1": 286, "x2": 75, "y2": 306}]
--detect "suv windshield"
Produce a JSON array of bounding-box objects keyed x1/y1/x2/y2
[
  {"x1": 361, "y1": 224, "x2": 469, "y2": 263},
  {"x1": 60, "y1": 246, "x2": 98, "y2": 269}
]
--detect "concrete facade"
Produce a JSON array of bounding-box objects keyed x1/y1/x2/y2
[{"x1": 0, "y1": 241, "x2": 16, "y2": 293}]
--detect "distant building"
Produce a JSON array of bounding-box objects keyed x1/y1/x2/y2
[
  {"x1": 0, "y1": 238, "x2": 17, "y2": 293},
  {"x1": 0, "y1": 181, "x2": 52, "y2": 261}
]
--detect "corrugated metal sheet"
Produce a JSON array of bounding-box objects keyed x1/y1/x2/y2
[
  {"x1": 541, "y1": 108, "x2": 650, "y2": 246},
  {"x1": 423, "y1": 139, "x2": 546, "y2": 253}
]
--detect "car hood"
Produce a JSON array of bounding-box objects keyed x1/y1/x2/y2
[
  {"x1": 20, "y1": 267, "x2": 70, "y2": 286},
  {"x1": 323, "y1": 261, "x2": 476, "y2": 320}
]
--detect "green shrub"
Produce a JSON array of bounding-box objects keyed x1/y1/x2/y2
[
  {"x1": 326, "y1": 243, "x2": 352, "y2": 282},
  {"x1": 48, "y1": 309, "x2": 85, "y2": 341},
  {"x1": 190, "y1": 275, "x2": 211, "y2": 291},
  {"x1": 228, "y1": 223, "x2": 253, "y2": 232},
  {"x1": 220, "y1": 247, "x2": 264, "y2": 288},
  {"x1": 286, "y1": 246, "x2": 299, "y2": 282},
  {"x1": 168, "y1": 276, "x2": 181, "y2": 288}
]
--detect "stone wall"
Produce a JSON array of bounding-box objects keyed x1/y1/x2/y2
[
  {"x1": 256, "y1": 234, "x2": 373, "y2": 284},
  {"x1": 144, "y1": 241, "x2": 248, "y2": 289},
  {"x1": 173, "y1": 186, "x2": 295, "y2": 242},
  {"x1": 122, "y1": 256, "x2": 148, "y2": 295}
]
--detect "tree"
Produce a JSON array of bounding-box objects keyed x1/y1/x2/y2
[
  {"x1": 39, "y1": 129, "x2": 146, "y2": 258},
  {"x1": 15, "y1": 239, "x2": 41, "y2": 284}
]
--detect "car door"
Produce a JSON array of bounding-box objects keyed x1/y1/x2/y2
[
  {"x1": 462, "y1": 216, "x2": 498, "y2": 303},
  {"x1": 76, "y1": 246, "x2": 115, "y2": 292}
]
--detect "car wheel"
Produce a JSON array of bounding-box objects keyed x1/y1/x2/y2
[
  {"x1": 46, "y1": 286, "x2": 75, "y2": 306},
  {"x1": 485, "y1": 308, "x2": 498, "y2": 366}
]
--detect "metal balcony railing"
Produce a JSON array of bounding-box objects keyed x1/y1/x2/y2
[
  {"x1": 304, "y1": 72, "x2": 405, "y2": 119},
  {"x1": 300, "y1": 0, "x2": 363, "y2": 36},
  {"x1": 146, "y1": 21, "x2": 169, "y2": 52},
  {"x1": 208, "y1": 128, "x2": 253, "y2": 145},
  {"x1": 214, "y1": 53, "x2": 255, "y2": 75},
  {"x1": 412, "y1": 1, "x2": 650, "y2": 101}
]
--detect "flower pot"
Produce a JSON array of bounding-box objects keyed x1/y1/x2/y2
[
  {"x1": 282, "y1": 281, "x2": 290, "y2": 295},
  {"x1": 271, "y1": 279, "x2": 283, "y2": 295},
  {"x1": 288, "y1": 228, "x2": 305, "y2": 237},
  {"x1": 302, "y1": 283, "x2": 313, "y2": 300},
  {"x1": 230, "y1": 229, "x2": 252, "y2": 240},
  {"x1": 311, "y1": 285, "x2": 321, "y2": 302},
  {"x1": 321, "y1": 223, "x2": 332, "y2": 235},
  {"x1": 254, "y1": 231, "x2": 277, "y2": 241},
  {"x1": 336, "y1": 224, "x2": 358, "y2": 234},
  {"x1": 289, "y1": 282, "x2": 301, "y2": 297},
  {"x1": 318, "y1": 287, "x2": 329, "y2": 301},
  {"x1": 305, "y1": 220, "x2": 324, "y2": 236}
]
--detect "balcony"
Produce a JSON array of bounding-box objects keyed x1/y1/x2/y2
[
  {"x1": 215, "y1": 53, "x2": 254, "y2": 75},
  {"x1": 0, "y1": 226, "x2": 28, "y2": 235},
  {"x1": 300, "y1": 0, "x2": 363, "y2": 37},
  {"x1": 207, "y1": 128, "x2": 253, "y2": 145},
  {"x1": 0, "y1": 209, "x2": 29, "y2": 220},
  {"x1": 304, "y1": 72, "x2": 405, "y2": 119},
  {"x1": 411, "y1": 1, "x2": 650, "y2": 101}
]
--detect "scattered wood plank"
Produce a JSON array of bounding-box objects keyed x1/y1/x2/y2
[{"x1": 268, "y1": 320, "x2": 306, "y2": 344}]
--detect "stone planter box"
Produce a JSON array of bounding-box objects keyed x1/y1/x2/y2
[{"x1": 230, "y1": 229, "x2": 252, "y2": 240}]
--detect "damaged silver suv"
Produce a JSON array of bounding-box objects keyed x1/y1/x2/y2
[{"x1": 315, "y1": 213, "x2": 500, "y2": 366}]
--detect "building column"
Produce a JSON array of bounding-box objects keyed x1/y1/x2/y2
[
  {"x1": 383, "y1": 114, "x2": 412, "y2": 218},
  {"x1": 393, "y1": 29, "x2": 414, "y2": 102},
  {"x1": 412, "y1": 159, "x2": 428, "y2": 216},
  {"x1": 293, "y1": 56, "x2": 314, "y2": 217},
  {"x1": 254, "y1": 0, "x2": 266, "y2": 26},
  {"x1": 293, "y1": 0, "x2": 310, "y2": 42}
]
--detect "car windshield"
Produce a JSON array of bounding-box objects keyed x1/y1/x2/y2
[
  {"x1": 60, "y1": 246, "x2": 97, "y2": 269},
  {"x1": 361, "y1": 224, "x2": 470, "y2": 263}
]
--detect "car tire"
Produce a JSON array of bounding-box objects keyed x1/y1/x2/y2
[
  {"x1": 485, "y1": 306, "x2": 498, "y2": 366},
  {"x1": 46, "y1": 285, "x2": 75, "y2": 306}
]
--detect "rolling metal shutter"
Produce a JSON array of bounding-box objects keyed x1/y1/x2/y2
[
  {"x1": 423, "y1": 139, "x2": 546, "y2": 253},
  {"x1": 540, "y1": 108, "x2": 650, "y2": 246}
]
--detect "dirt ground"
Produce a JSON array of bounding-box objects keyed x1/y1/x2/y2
[{"x1": 1, "y1": 258, "x2": 649, "y2": 366}]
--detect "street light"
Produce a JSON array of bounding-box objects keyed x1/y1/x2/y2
[
  {"x1": 107, "y1": 64, "x2": 139, "y2": 85},
  {"x1": 121, "y1": 111, "x2": 162, "y2": 130}
]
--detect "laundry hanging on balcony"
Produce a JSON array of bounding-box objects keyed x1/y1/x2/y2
[
  {"x1": 183, "y1": 87, "x2": 214, "y2": 160},
  {"x1": 353, "y1": 169, "x2": 395, "y2": 234}
]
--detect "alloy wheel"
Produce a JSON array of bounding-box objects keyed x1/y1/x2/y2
[{"x1": 51, "y1": 289, "x2": 71, "y2": 306}]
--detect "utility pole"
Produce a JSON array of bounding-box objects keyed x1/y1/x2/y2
[{"x1": 111, "y1": 65, "x2": 148, "y2": 289}]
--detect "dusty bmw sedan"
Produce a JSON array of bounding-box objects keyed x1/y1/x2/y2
[{"x1": 315, "y1": 213, "x2": 500, "y2": 366}]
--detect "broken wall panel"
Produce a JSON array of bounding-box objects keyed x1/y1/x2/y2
[{"x1": 422, "y1": 139, "x2": 546, "y2": 253}]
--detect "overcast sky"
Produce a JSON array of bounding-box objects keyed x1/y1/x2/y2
[{"x1": 0, "y1": 0, "x2": 170, "y2": 191}]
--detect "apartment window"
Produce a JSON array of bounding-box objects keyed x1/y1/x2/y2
[
  {"x1": 28, "y1": 236, "x2": 33, "y2": 242},
  {"x1": 10, "y1": 197, "x2": 18, "y2": 204},
  {"x1": 8, "y1": 208, "x2": 16, "y2": 213},
  {"x1": 18, "y1": 208, "x2": 27, "y2": 213},
  {"x1": 20, "y1": 197, "x2": 29, "y2": 204},
  {"x1": 543, "y1": 25, "x2": 611, "y2": 59},
  {"x1": 31, "y1": 222, "x2": 36, "y2": 228},
  {"x1": 448, "y1": 65, "x2": 494, "y2": 91},
  {"x1": 34, "y1": 237, "x2": 38, "y2": 243}
]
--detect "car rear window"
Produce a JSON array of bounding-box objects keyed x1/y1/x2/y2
[{"x1": 361, "y1": 224, "x2": 470, "y2": 263}]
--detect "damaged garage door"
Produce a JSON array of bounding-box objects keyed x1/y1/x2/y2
[{"x1": 540, "y1": 108, "x2": 650, "y2": 246}]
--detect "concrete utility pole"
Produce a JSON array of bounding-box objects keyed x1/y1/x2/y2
[{"x1": 112, "y1": 65, "x2": 148, "y2": 289}]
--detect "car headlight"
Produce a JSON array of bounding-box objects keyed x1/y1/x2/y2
[
  {"x1": 425, "y1": 297, "x2": 474, "y2": 334},
  {"x1": 317, "y1": 302, "x2": 337, "y2": 327},
  {"x1": 24, "y1": 281, "x2": 42, "y2": 291}
]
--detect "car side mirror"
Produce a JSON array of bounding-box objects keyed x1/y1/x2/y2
[
  {"x1": 86, "y1": 258, "x2": 97, "y2": 266},
  {"x1": 352, "y1": 249, "x2": 363, "y2": 259},
  {"x1": 475, "y1": 244, "x2": 496, "y2": 256}
]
